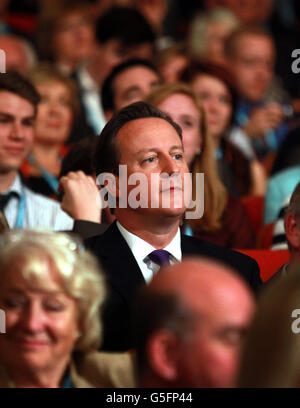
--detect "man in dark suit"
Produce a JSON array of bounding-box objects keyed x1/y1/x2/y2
[{"x1": 85, "y1": 101, "x2": 261, "y2": 351}]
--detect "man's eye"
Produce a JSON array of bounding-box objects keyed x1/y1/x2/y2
[
  {"x1": 143, "y1": 157, "x2": 155, "y2": 163},
  {"x1": 173, "y1": 153, "x2": 183, "y2": 160}
]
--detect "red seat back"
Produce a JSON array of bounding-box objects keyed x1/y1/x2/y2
[
  {"x1": 236, "y1": 249, "x2": 290, "y2": 282},
  {"x1": 241, "y1": 195, "x2": 265, "y2": 236}
]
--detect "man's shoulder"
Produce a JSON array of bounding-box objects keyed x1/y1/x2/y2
[
  {"x1": 182, "y1": 234, "x2": 261, "y2": 291},
  {"x1": 24, "y1": 186, "x2": 73, "y2": 230},
  {"x1": 182, "y1": 234, "x2": 256, "y2": 265},
  {"x1": 71, "y1": 351, "x2": 136, "y2": 388}
]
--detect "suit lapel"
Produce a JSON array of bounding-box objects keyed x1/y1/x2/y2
[{"x1": 95, "y1": 222, "x2": 145, "y2": 303}]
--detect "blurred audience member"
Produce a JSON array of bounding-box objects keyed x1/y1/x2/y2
[
  {"x1": 102, "y1": 59, "x2": 162, "y2": 120},
  {"x1": 36, "y1": 0, "x2": 96, "y2": 75},
  {"x1": 264, "y1": 165, "x2": 300, "y2": 224},
  {"x1": 238, "y1": 261, "x2": 300, "y2": 387},
  {"x1": 0, "y1": 230, "x2": 135, "y2": 388},
  {"x1": 0, "y1": 34, "x2": 37, "y2": 73},
  {"x1": 182, "y1": 62, "x2": 266, "y2": 196},
  {"x1": 58, "y1": 138, "x2": 114, "y2": 238},
  {"x1": 188, "y1": 7, "x2": 240, "y2": 66},
  {"x1": 21, "y1": 64, "x2": 78, "y2": 199},
  {"x1": 147, "y1": 82, "x2": 255, "y2": 249},
  {"x1": 154, "y1": 43, "x2": 189, "y2": 84},
  {"x1": 205, "y1": 0, "x2": 274, "y2": 26},
  {"x1": 0, "y1": 71, "x2": 73, "y2": 230},
  {"x1": 133, "y1": 258, "x2": 255, "y2": 387},
  {"x1": 73, "y1": 6, "x2": 156, "y2": 138},
  {"x1": 224, "y1": 26, "x2": 290, "y2": 158}
]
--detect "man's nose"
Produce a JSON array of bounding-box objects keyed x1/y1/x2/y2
[
  {"x1": 10, "y1": 121, "x2": 24, "y2": 140},
  {"x1": 161, "y1": 156, "x2": 181, "y2": 176}
]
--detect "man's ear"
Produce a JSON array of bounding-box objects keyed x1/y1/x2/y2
[
  {"x1": 285, "y1": 213, "x2": 300, "y2": 249},
  {"x1": 146, "y1": 330, "x2": 180, "y2": 382}
]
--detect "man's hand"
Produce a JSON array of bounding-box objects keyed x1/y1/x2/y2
[
  {"x1": 243, "y1": 103, "x2": 284, "y2": 139},
  {"x1": 59, "y1": 171, "x2": 102, "y2": 222}
]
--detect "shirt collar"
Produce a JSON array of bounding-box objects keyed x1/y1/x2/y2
[
  {"x1": 78, "y1": 65, "x2": 99, "y2": 92},
  {"x1": 116, "y1": 221, "x2": 182, "y2": 265},
  {"x1": 3, "y1": 173, "x2": 22, "y2": 197}
]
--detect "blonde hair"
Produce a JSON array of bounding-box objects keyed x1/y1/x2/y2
[
  {"x1": 26, "y1": 62, "x2": 79, "y2": 117},
  {"x1": 146, "y1": 82, "x2": 227, "y2": 231},
  {"x1": 0, "y1": 230, "x2": 106, "y2": 351},
  {"x1": 188, "y1": 8, "x2": 240, "y2": 61},
  {"x1": 239, "y1": 266, "x2": 300, "y2": 387}
]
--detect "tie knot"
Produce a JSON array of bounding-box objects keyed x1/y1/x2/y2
[
  {"x1": 148, "y1": 249, "x2": 171, "y2": 267},
  {"x1": 0, "y1": 191, "x2": 18, "y2": 212}
]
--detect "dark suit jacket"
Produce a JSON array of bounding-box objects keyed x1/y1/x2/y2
[{"x1": 85, "y1": 222, "x2": 261, "y2": 352}]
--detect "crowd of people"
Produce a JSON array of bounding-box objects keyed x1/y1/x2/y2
[{"x1": 0, "y1": 0, "x2": 300, "y2": 388}]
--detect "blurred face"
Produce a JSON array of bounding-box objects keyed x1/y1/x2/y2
[
  {"x1": 177, "y1": 280, "x2": 255, "y2": 387},
  {"x1": 205, "y1": 22, "x2": 232, "y2": 65},
  {"x1": 35, "y1": 81, "x2": 73, "y2": 145},
  {"x1": 116, "y1": 117, "x2": 189, "y2": 218},
  {"x1": 0, "y1": 265, "x2": 79, "y2": 375},
  {"x1": 229, "y1": 34, "x2": 275, "y2": 102},
  {"x1": 158, "y1": 93, "x2": 202, "y2": 166},
  {"x1": 192, "y1": 74, "x2": 232, "y2": 141},
  {"x1": 97, "y1": 39, "x2": 153, "y2": 86},
  {"x1": 160, "y1": 55, "x2": 188, "y2": 84},
  {"x1": 113, "y1": 66, "x2": 161, "y2": 111},
  {"x1": 53, "y1": 11, "x2": 96, "y2": 65},
  {"x1": 0, "y1": 91, "x2": 35, "y2": 175}
]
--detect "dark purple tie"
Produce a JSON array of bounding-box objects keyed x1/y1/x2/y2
[{"x1": 148, "y1": 249, "x2": 171, "y2": 268}]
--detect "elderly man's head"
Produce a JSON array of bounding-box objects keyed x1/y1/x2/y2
[{"x1": 133, "y1": 258, "x2": 255, "y2": 387}]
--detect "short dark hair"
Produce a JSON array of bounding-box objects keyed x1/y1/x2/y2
[
  {"x1": 101, "y1": 58, "x2": 160, "y2": 112},
  {"x1": 93, "y1": 101, "x2": 182, "y2": 177},
  {"x1": 59, "y1": 137, "x2": 98, "y2": 178},
  {"x1": 95, "y1": 6, "x2": 156, "y2": 47},
  {"x1": 131, "y1": 287, "x2": 195, "y2": 378},
  {"x1": 224, "y1": 26, "x2": 273, "y2": 58},
  {"x1": 0, "y1": 72, "x2": 40, "y2": 114}
]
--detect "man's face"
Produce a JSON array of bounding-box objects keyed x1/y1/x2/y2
[
  {"x1": 228, "y1": 34, "x2": 275, "y2": 102},
  {"x1": 113, "y1": 66, "x2": 161, "y2": 112},
  {"x1": 0, "y1": 91, "x2": 35, "y2": 175},
  {"x1": 176, "y1": 278, "x2": 255, "y2": 387},
  {"x1": 115, "y1": 117, "x2": 190, "y2": 219}
]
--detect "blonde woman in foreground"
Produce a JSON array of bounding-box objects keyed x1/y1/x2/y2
[{"x1": 0, "y1": 230, "x2": 135, "y2": 388}]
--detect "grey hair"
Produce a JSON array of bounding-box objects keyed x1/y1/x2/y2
[{"x1": 0, "y1": 230, "x2": 106, "y2": 351}]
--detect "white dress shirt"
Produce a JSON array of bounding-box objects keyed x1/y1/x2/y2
[
  {"x1": 3, "y1": 174, "x2": 74, "y2": 231},
  {"x1": 117, "y1": 221, "x2": 182, "y2": 283},
  {"x1": 77, "y1": 66, "x2": 107, "y2": 135}
]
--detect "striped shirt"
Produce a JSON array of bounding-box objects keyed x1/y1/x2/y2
[{"x1": 2, "y1": 174, "x2": 74, "y2": 231}]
